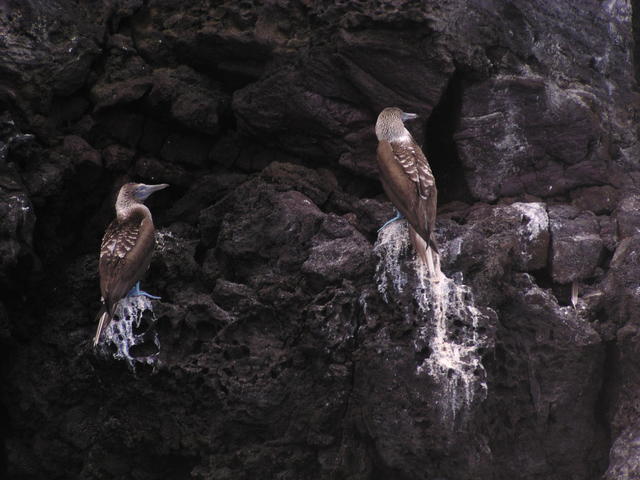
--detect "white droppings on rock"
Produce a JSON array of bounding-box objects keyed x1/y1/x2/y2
[
  {"x1": 414, "y1": 260, "x2": 489, "y2": 424},
  {"x1": 545, "y1": 80, "x2": 596, "y2": 112},
  {"x1": 443, "y1": 236, "x2": 463, "y2": 264},
  {"x1": 101, "y1": 295, "x2": 160, "y2": 369},
  {"x1": 8, "y1": 194, "x2": 32, "y2": 214},
  {"x1": 155, "y1": 229, "x2": 177, "y2": 253},
  {"x1": 373, "y1": 221, "x2": 410, "y2": 302},
  {"x1": 374, "y1": 221, "x2": 492, "y2": 425},
  {"x1": 511, "y1": 202, "x2": 549, "y2": 242}
]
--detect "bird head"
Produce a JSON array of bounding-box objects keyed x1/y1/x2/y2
[
  {"x1": 116, "y1": 183, "x2": 169, "y2": 210},
  {"x1": 131, "y1": 183, "x2": 170, "y2": 201},
  {"x1": 375, "y1": 107, "x2": 418, "y2": 142}
]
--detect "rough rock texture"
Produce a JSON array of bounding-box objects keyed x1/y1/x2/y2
[
  {"x1": 2, "y1": 0, "x2": 640, "y2": 479},
  {"x1": 549, "y1": 205, "x2": 604, "y2": 285}
]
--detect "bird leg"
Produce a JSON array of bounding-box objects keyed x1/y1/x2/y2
[
  {"x1": 127, "y1": 281, "x2": 161, "y2": 300},
  {"x1": 378, "y1": 210, "x2": 405, "y2": 231}
]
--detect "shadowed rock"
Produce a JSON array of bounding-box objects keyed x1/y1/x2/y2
[{"x1": 549, "y1": 205, "x2": 604, "y2": 285}]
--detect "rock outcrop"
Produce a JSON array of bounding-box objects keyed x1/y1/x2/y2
[{"x1": 1, "y1": 1, "x2": 640, "y2": 479}]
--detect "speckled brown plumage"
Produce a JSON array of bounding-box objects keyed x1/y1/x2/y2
[
  {"x1": 376, "y1": 107, "x2": 438, "y2": 269},
  {"x1": 94, "y1": 182, "x2": 168, "y2": 346}
]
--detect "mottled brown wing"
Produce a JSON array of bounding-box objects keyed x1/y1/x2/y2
[
  {"x1": 377, "y1": 140, "x2": 438, "y2": 250},
  {"x1": 391, "y1": 141, "x2": 435, "y2": 200},
  {"x1": 377, "y1": 141, "x2": 417, "y2": 217},
  {"x1": 99, "y1": 215, "x2": 155, "y2": 314}
]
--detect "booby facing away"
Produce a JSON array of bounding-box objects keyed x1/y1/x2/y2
[
  {"x1": 375, "y1": 107, "x2": 439, "y2": 273},
  {"x1": 94, "y1": 182, "x2": 169, "y2": 346}
]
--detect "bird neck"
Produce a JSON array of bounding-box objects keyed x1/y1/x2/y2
[
  {"x1": 391, "y1": 130, "x2": 413, "y2": 144},
  {"x1": 376, "y1": 121, "x2": 413, "y2": 144},
  {"x1": 116, "y1": 202, "x2": 151, "y2": 223}
]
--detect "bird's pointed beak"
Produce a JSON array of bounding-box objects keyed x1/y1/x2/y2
[
  {"x1": 135, "y1": 183, "x2": 169, "y2": 201},
  {"x1": 401, "y1": 112, "x2": 418, "y2": 122}
]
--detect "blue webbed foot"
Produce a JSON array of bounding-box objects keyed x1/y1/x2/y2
[
  {"x1": 127, "y1": 281, "x2": 161, "y2": 300},
  {"x1": 378, "y1": 210, "x2": 405, "y2": 232},
  {"x1": 137, "y1": 290, "x2": 161, "y2": 300}
]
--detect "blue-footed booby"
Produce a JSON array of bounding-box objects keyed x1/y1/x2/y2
[
  {"x1": 376, "y1": 107, "x2": 439, "y2": 274},
  {"x1": 94, "y1": 182, "x2": 169, "y2": 346}
]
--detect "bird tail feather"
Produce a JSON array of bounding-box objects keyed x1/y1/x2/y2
[
  {"x1": 409, "y1": 226, "x2": 440, "y2": 280},
  {"x1": 409, "y1": 227, "x2": 429, "y2": 265},
  {"x1": 93, "y1": 306, "x2": 111, "y2": 347},
  {"x1": 428, "y1": 235, "x2": 439, "y2": 255}
]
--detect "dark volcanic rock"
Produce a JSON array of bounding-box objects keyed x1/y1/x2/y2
[
  {"x1": 605, "y1": 424, "x2": 640, "y2": 480},
  {"x1": 62, "y1": 135, "x2": 102, "y2": 170},
  {"x1": 147, "y1": 66, "x2": 229, "y2": 136},
  {"x1": 456, "y1": 76, "x2": 605, "y2": 202},
  {"x1": 0, "y1": 179, "x2": 35, "y2": 290},
  {"x1": 571, "y1": 186, "x2": 620, "y2": 215},
  {"x1": 0, "y1": 0, "x2": 103, "y2": 112},
  {"x1": 438, "y1": 201, "x2": 550, "y2": 304},
  {"x1": 159, "y1": 132, "x2": 212, "y2": 167},
  {"x1": 549, "y1": 206, "x2": 604, "y2": 284},
  {"x1": 260, "y1": 161, "x2": 338, "y2": 207},
  {"x1": 601, "y1": 235, "x2": 640, "y2": 329},
  {"x1": 0, "y1": 116, "x2": 37, "y2": 293},
  {"x1": 205, "y1": 176, "x2": 373, "y2": 293},
  {"x1": 601, "y1": 235, "x2": 640, "y2": 479},
  {"x1": 487, "y1": 273, "x2": 607, "y2": 480},
  {"x1": 301, "y1": 214, "x2": 373, "y2": 285},
  {"x1": 614, "y1": 194, "x2": 640, "y2": 239},
  {"x1": 165, "y1": 170, "x2": 248, "y2": 224},
  {"x1": 102, "y1": 144, "x2": 135, "y2": 172},
  {"x1": 2, "y1": 0, "x2": 640, "y2": 480}
]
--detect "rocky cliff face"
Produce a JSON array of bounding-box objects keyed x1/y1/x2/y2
[{"x1": 2, "y1": 0, "x2": 640, "y2": 479}]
